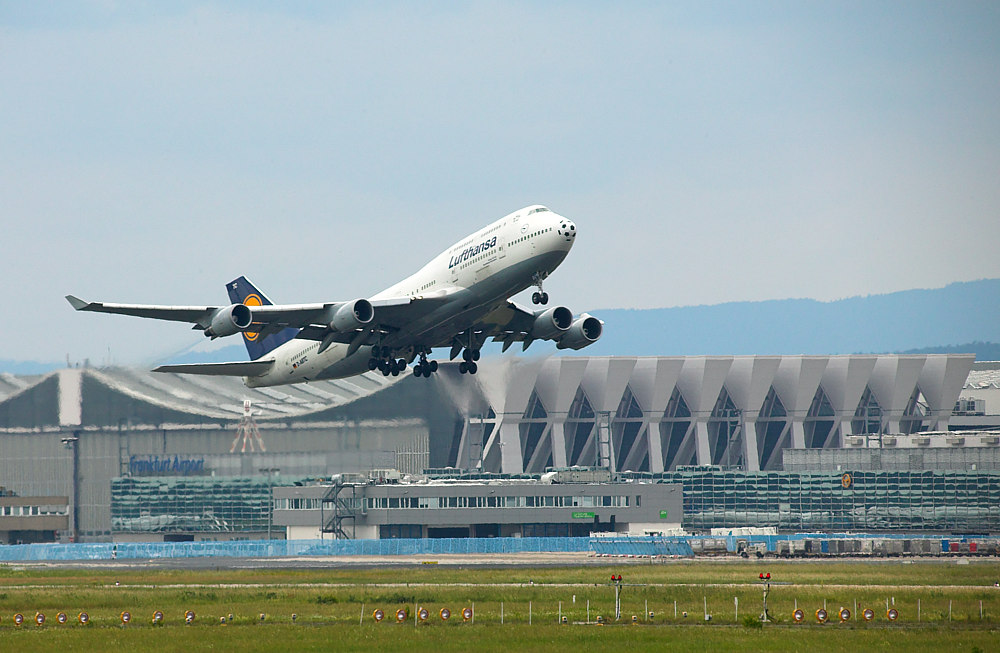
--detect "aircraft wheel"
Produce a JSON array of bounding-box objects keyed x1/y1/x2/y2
[
  {"x1": 462, "y1": 349, "x2": 473, "y2": 362},
  {"x1": 397, "y1": 359, "x2": 406, "y2": 369},
  {"x1": 413, "y1": 366, "x2": 423, "y2": 377},
  {"x1": 367, "y1": 358, "x2": 378, "y2": 371},
  {"x1": 468, "y1": 362, "x2": 478, "y2": 375},
  {"x1": 459, "y1": 361, "x2": 468, "y2": 374},
  {"x1": 540, "y1": 292, "x2": 549, "y2": 305},
  {"x1": 531, "y1": 292, "x2": 541, "y2": 304},
  {"x1": 429, "y1": 360, "x2": 439, "y2": 372},
  {"x1": 381, "y1": 366, "x2": 391, "y2": 377},
  {"x1": 472, "y1": 349, "x2": 481, "y2": 361}
]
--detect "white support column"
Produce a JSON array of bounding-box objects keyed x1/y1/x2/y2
[
  {"x1": 456, "y1": 418, "x2": 472, "y2": 469},
  {"x1": 694, "y1": 420, "x2": 712, "y2": 465},
  {"x1": 646, "y1": 418, "x2": 664, "y2": 473},
  {"x1": 790, "y1": 420, "x2": 806, "y2": 449},
  {"x1": 742, "y1": 414, "x2": 761, "y2": 472},
  {"x1": 549, "y1": 420, "x2": 568, "y2": 468},
  {"x1": 498, "y1": 420, "x2": 524, "y2": 473}
]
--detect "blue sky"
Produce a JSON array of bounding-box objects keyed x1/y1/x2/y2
[{"x1": 2, "y1": 2, "x2": 998, "y2": 365}]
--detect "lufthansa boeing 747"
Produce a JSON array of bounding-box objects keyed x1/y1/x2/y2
[{"x1": 66, "y1": 205, "x2": 602, "y2": 387}]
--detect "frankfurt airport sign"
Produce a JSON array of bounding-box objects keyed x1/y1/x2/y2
[{"x1": 129, "y1": 455, "x2": 206, "y2": 476}]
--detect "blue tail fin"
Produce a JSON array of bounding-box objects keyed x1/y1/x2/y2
[{"x1": 226, "y1": 276, "x2": 298, "y2": 360}]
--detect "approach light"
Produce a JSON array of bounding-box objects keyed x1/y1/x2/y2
[
  {"x1": 373, "y1": 609, "x2": 385, "y2": 622},
  {"x1": 56, "y1": 612, "x2": 67, "y2": 625},
  {"x1": 862, "y1": 608, "x2": 875, "y2": 622},
  {"x1": 121, "y1": 611, "x2": 131, "y2": 625},
  {"x1": 35, "y1": 612, "x2": 45, "y2": 626}
]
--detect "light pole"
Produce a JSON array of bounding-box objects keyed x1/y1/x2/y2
[
  {"x1": 61, "y1": 433, "x2": 80, "y2": 543},
  {"x1": 758, "y1": 572, "x2": 771, "y2": 623},
  {"x1": 259, "y1": 467, "x2": 280, "y2": 540}
]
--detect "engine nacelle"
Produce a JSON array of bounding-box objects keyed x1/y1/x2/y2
[
  {"x1": 327, "y1": 299, "x2": 374, "y2": 332},
  {"x1": 530, "y1": 305, "x2": 574, "y2": 340},
  {"x1": 205, "y1": 304, "x2": 253, "y2": 338},
  {"x1": 557, "y1": 315, "x2": 603, "y2": 350}
]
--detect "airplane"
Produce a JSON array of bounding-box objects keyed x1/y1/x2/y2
[{"x1": 66, "y1": 205, "x2": 603, "y2": 388}]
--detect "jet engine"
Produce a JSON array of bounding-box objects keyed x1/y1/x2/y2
[
  {"x1": 205, "y1": 304, "x2": 253, "y2": 338},
  {"x1": 530, "y1": 306, "x2": 574, "y2": 340},
  {"x1": 556, "y1": 314, "x2": 603, "y2": 350},
  {"x1": 327, "y1": 299, "x2": 374, "y2": 332}
]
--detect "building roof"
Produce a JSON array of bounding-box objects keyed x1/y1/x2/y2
[
  {"x1": 0, "y1": 366, "x2": 408, "y2": 428},
  {"x1": 965, "y1": 368, "x2": 1000, "y2": 390}
]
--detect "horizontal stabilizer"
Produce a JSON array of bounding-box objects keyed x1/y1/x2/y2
[{"x1": 153, "y1": 360, "x2": 274, "y2": 377}]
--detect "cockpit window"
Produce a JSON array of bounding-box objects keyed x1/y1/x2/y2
[{"x1": 528, "y1": 207, "x2": 549, "y2": 214}]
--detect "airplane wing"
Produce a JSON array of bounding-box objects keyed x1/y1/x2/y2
[
  {"x1": 65, "y1": 295, "x2": 224, "y2": 327},
  {"x1": 470, "y1": 301, "x2": 603, "y2": 353},
  {"x1": 67, "y1": 294, "x2": 418, "y2": 339},
  {"x1": 292, "y1": 288, "x2": 470, "y2": 346},
  {"x1": 153, "y1": 360, "x2": 275, "y2": 376},
  {"x1": 66, "y1": 295, "x2": 331, "y2": 330},
  {"x1": 67, "y1": 287, "x2": 467, "y2": 350}
]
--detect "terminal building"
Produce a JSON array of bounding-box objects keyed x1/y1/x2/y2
[
  {"x1": 273, "y1": 469, "x2": 683, "y2": 540},
  {"x1": 0, "y1": 354, "x2": 996, "y2": 542}
]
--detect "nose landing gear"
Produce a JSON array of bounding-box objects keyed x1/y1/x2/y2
[{"x1": 530, "y1": 272, "x2": 549, "y2": 305}]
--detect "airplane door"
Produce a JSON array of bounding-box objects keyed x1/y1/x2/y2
[{"x1": 498, "y1": 236, "x2": 506, "y2": 259}]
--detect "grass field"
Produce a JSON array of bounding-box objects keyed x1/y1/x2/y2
[{"x1": 1, "y1": 559, "x2": 998, "y2": 652}]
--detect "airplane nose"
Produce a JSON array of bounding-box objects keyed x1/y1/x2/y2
[{"x1": 557, "y1": 219, "x2": 577, "y2": 243}]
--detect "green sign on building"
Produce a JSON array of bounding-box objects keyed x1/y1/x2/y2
[
  {"x1": 572, "y1": 511, "x2": 595, "y2": 519},
  {"x1": 659, "y1": 510, "x2": 669, "y2": 519}
]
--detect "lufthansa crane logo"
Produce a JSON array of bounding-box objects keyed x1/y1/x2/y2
[
  {"x1": 242, "y1": 293, "x2": 263, "y2": 341},
  {"x1": 841, "y1": 472, "x2": 853, "y2": 489}
]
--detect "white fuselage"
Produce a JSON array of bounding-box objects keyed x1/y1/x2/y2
[{"x1": 246, "y1": 205, "x2": 576, "y2": 387}]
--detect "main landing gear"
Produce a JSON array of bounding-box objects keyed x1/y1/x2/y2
[
  {"x1": 530, "y1": 272, "x2": 549, "y2": 305},
  {"x1": 458, "y1": 347, "x2": 480, "y2": 375},
  {"x1": 412, "y1": 350, "x2": 438, "y2": 378},
  {"x1": 368, "y1": 345, "x2": 407, "y2": 377}
]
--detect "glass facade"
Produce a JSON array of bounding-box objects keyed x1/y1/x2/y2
[
  {"x1": 622, "y1": 469, "x2": 1000, "y2": 532},
  {"x1": 111, "y1": 476, "x2": 303, "y2": 534}
]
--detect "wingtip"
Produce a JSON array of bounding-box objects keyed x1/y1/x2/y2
[{"x1": 65, "y1": 295, "x2": 89, "y2": 310}]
